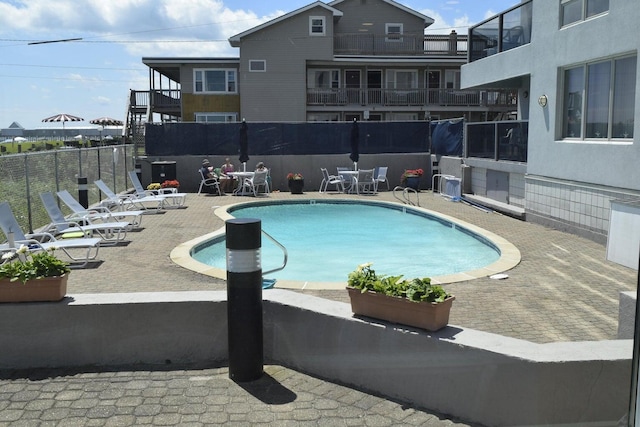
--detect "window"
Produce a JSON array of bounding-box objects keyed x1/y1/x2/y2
[
  {"x1": 386, "y1": 70, "x2": 417, "y2": 89},
  {"x1": 385, "y1": 23, "x2": 403, "y2": 42},
  {"x1": 307, "y1": 70, "x2": 340, "y2": 89},
  {"x1": 195, "y1": 113, "x2": 237, "y2": 123},
  {"x1": 249, "y1": 60, "x2": 266, "y2": 72},
  {"x1": 194, "y1": 69, "x2": 237, "y2": 93},
  {"x1": 561, "y1": 0, "x2": 608, "y2": 26},
  {"x1": 310, "y1": 16, "x2": 325, "y2": 36},
  {"x1": 562, "y1": 55, "x2": 636, "y2": 140}
]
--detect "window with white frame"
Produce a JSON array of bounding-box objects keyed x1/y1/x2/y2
[
  {"x1": 561, "y1": 55, "x2": 636, "y2": 140},
  {"x1": 307, "y1": 69, "x2": 340, "y2": 88},
  {"x1": 195, "y1": 113, "x2": 238, "y2": 123},
  {"x1": 386, "y1": 70, "x2": 417, "y2": 89},
  {"x1": 310, "y1": 16, "x2": 325, "y2": 36},
  {"x1": 194, "y1": 69, "x2": 237, "y2": 93},
  {"x1": 249, "y1": 60, "x2": 266, "y2": 72},
  {"x1": 385, "y1": 23, "x2": 403, "y2": 41},
  {"x1": 561, "y1": 0, "x2": 609, "y2": 27}
]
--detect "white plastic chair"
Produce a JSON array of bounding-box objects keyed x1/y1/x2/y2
[
  {"x1": 320, "y1": 168, "x2": 345, "y2": 193},
  {"x1": 197, "y1": 169, "x2": 222, "y2": 196},
  {"x1": 57, "y1": 190, "x2": 144, "y2": 229},
  {"x1": 374, "y1": 166, "x2": 390, "y2": 192},
  {"x1": 240, "y1": 170, "x2": 269, "y2": 196},
  {"x1": 356, "y1": 169, "x2": 376, "y2": 195},
  {"x1": 128, "y1": 171, "x2": 187, "y2": 208}
]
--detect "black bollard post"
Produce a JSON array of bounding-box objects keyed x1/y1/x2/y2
[
  {"x1": 77, "y1": 176, "x2": 89, "y2": 208},
  {"x1": 226, "y1": 218, "x2": 263, "y2": 382}
]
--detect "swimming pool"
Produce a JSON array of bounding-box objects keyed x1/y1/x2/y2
[{"x1": 181, "y1": 200, "x2": 520, "y2": 287}]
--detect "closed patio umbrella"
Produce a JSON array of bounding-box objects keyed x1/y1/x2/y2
[
  {"x1": 239, "y1": 119, "x2": 249, "y2": 171},
  {"x1": 350, "y1": 118, "x2": 359, "y2": 170},
  {"x1": 42, "y1": 113, "x2": 84, "y2": 140}
]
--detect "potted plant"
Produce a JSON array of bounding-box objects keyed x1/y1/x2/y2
[
  {"x1": 346, "y1": 263, "x2": 454, "y2": 331},
  {"x1": 400, "y1": 168, "x2": 424, "y2": 190},
  {"x1": 286, "y1": 173, "x2": 304, "y2": 194},
  {"x1": 147, "y1": 183, "x2": 161, "y2": 191},
  {"x1": 0, "y1": 246, "x2": 71, "y2": 303}
]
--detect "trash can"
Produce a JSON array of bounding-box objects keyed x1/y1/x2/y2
[{"x1": 151, "y1": 161, "x2": 177, "y2": 184}]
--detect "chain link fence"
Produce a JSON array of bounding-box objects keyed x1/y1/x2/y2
[{"x1": 0, "y1": 145, "x2": 134, "y2": 234}]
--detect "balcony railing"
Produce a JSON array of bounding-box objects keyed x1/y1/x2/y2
[
  {"x1": 307, "y1": 88, "x2": 516, "y2": 108},
  {"x1": 129, "y1": 90, "x2": 181, "y2": 111},
  {"x1": 468, "y1": 0, "x2": 532, "y2": 62},
  {"x1": 334, "y1": 32, "x2": 467, "y2": 56},
  {"x1": 466, "y1": 120, "x2": 528, "y2": 162}
]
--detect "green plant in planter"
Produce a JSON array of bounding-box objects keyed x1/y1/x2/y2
[
  {"x1": 348, "y1": 263, "x2": 449, "y2": 303},
  {"x1": 0, "y1": 246, "x2": 70, "y2": 284}
]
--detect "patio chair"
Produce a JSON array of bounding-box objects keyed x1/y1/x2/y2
[
  {"x1": 319, "y1": 168, "x2": 345, "y2": 193},
  {"x1": 0, "y1": 201, "x2": 101, "y2": 268},
  {"x1": 94, "y1": 179, "x2": 160, "y2": 211},
  {"x1": 57, "y1": 190, "x2": 144, "y2": 229},
  {"x1": 128, "y1": 171, "x2": 187, "y2": 208},
  {"x1": 374, "y1": 166, "x2": 390, "y2": 192},
  {"x1": 240, "y1": 170, "x2": 269, "y2": 196},
  {"x1": 337, "y1": 167, "x2": 354, "y2": 192},
  {"x1": 197, "y1": 169, "x2": 222, "y2": 196},
  {"x1": 40, "y1": 192, "x2": 129, "y2": 246},
  {"x1": 356, "y1": 169, "x2": 376, "y2": 195}
]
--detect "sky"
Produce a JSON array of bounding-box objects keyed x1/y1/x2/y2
[{"x1": 0, "y1": 0, "x2": 519, "y2": 130}]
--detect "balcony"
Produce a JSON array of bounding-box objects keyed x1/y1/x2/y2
[
  {"x1": 334, "y1": 32, "x2": 468, "y2": 57},
  {"x1": 468, "y1": 0, "x2": 532, "y2": 62},
  {"x1": 129, "y1": 89, "x2": 181, "y2": 115},
  {"x1": 466, "y1": 120, "x2": 528, "y2": 162},
  {"x1": 307, "y1": 88, "x2": 515, "y2": 108}
]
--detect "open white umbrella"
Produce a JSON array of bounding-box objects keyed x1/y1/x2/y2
[{"x1": 42, "y1": 113, "x2": 84, "y2": 140}]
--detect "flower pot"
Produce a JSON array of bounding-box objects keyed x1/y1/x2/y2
[
  {"x1": 288, "y1": 179, "x2": 304, "y2": 194},
  {"x1": 0, "y1": 274, "x2": 68, "y2": 303},
  {"x1": 404, "y1": 176, "x2": 420, "y2": 190},
  {"x1": 346, "y1": 287, "x2": 454, "y2": 331}
]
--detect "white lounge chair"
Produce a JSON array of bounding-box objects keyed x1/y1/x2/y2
[
  {"x1": 40, "y1": 192, "x2": 129, "y2": 246},
  {"x1": 319, "y1": 168, "x2": 345, "y2": 193},
  {"x1": 128, "y1": 171, "x2": 187, "y2": 208},
  {"x1": 0, "y1": 201, "x2": 101, "y2": 268},
  {"x1": 57, "y1": 190, "x2": 144, "y2": 229},
  {"x1": 94, "y1": 179, "x2": 140, "y2": 211}
]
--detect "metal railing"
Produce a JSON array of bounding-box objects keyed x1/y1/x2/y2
[
  {"x1": 334, "y1": 32, "x2": 468, "y2": 56},
  {"x1": 468, "y1": 0, "x2": 532, "y2": 62},
  {"x1": 0, "y1": 145, "x2": 134, "y2": 235},
  {"x1": 307, "y1": 88, "x2": 516, "y2": 107},
  {"x1": 466, "y1": 120, "x2": 528, "y2": 162}
]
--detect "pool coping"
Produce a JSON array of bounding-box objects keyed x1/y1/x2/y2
[{"x1": 170, "y1": 198, "x2": 522, "y2": 289}]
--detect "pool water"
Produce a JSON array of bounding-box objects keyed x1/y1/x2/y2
[{"x1": 192, "y1": 202, "x2": 501, "y2": 283}]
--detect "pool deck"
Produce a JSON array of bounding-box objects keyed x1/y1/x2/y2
[
  {"x1": 67, "y1": 189, "x2": 637, "y2": 344},
  {"x1": 3, "y1": 190, "x2": 635, "y2": 427}
]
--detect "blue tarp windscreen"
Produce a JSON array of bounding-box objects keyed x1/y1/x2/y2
[{"x1": 430, "y1": 120, "x2": 463, "y2": 156}]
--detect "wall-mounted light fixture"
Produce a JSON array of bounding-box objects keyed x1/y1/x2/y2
[{"x1": 538, "y1": 94, "x2": 548, "y2": 107}]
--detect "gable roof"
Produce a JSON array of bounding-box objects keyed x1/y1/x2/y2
[
  {"x1": 229, "y1": 1, "x2": 343, "y2": 47},
  {"x1": 329, "y1": 0, "x2": 434, "y2": 27}
]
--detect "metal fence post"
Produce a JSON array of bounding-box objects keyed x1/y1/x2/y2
[
  {"x1": 77, "y1": 176, "x2": 89, "y2": 208},
  {"x1": 226, "y1": 218, "x2": 263, "y2": 382}
]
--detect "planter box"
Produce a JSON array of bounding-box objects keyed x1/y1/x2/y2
[
  {"x1": 0, "y1": 275, "x2": 68, "y2": 303},
  {"x1": 288, "y1": 179, "x2": 304, "y2": 194},
  {"x1": 347, "y1": 287, "x2": 454, "y2": 331}
]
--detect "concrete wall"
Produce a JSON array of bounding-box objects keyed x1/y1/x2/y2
[
  {"x1": 0, "y1": 290, "x2": 631, "y2": 427},
  {"x1": 137, "y1": 153, "x2": 432, "y2": 193}
]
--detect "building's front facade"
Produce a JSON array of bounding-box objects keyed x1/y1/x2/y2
[
  {"x1": 461, "y1": 0, "x2": 638, "y2": 243},
  {"x1": 127, "y1": 0, "x2": 515, "y2": 136}
]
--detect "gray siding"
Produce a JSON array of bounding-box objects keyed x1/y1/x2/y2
[
  {"x1": 238, "y1": 7, "x2": 334, "y2": 121},
  {"x1": 333, "y1": 0, "x2": 425, "y2": 36}
]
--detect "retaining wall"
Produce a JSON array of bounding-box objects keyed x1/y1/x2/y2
[{"x1": 0, "y1": 290, "x2": 631, "y2": 426}]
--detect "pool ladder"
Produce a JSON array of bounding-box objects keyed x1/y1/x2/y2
[
  {"x1": 262, "y1": 229, "x2": 288, "y2": 276},
  {"x1": 392, "y1": 186, "x2": 420, "y2": 206}
]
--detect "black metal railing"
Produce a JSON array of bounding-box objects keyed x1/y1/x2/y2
[
  {"x1": 466, "y1": 120, "x2": 528, "y2": 162},
  {"x1": 468, "y1": 0, "x2": 532, "y2": 62},
  {"x1": 334, "y1": 32, "x2": 468, "y2": 56}
]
